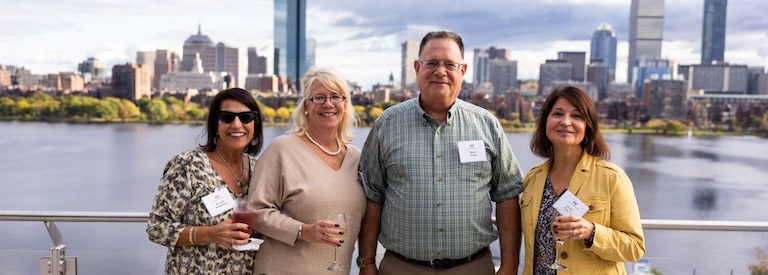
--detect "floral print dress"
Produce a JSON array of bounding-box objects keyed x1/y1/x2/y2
[
  {"x1": 147, "y1": 149, "x2": 257, "y2": 275},
  {"x1": 533, "y1": 176, "x2": 566, "y2": 275}
]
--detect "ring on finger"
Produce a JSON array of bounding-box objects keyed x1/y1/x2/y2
[{"x1": 571, "y1": 228, "x2": 575, "y2": 237}]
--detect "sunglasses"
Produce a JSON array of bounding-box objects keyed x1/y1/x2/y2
[{"x1": 217, "y1": 111, "x2": 259, "y2": 124}]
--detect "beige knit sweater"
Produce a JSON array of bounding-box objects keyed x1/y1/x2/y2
[{"x1": 248, "y1": 134, "x2": 366, "y2": 274}]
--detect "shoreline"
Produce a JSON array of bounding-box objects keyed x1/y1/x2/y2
[{"x1": 1, "y1": 118, "x2": 765, "y2": 138}]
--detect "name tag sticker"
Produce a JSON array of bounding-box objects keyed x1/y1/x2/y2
[
  {"x1": 552, "y1": 190, "x2": 588, "y2": 217},
  {"x1": 202, "y1": 188, "x2": 236, "y2": 217},
  {"x1": 457, "y1": 140, "x2": 487, "y2": 163}
]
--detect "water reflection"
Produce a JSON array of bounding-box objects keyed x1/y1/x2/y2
[
  {"x1": 693, "y1": 187, "x2": 717, "y2": 212},
  {"x1": 1, "y1": 122, "x2": 768, "y2": 275}
]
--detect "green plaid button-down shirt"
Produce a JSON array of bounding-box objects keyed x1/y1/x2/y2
[{"x1": 360, "y1": 97, "x2": 524, "y2": 261}]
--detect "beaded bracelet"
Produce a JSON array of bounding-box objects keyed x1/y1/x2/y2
[{"x1": 188, "y1": 226, "x2": 196, "y2": 246}]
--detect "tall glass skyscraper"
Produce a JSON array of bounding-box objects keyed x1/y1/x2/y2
[
  {"x1": 274, "y1": 0, "x2": 306, "y2": 90},
  {"x1": 590, "y1": 22, "x2": 617, "y2": 81},
  {"x1": 701, "y1": 0, "x2": 727, "y2": 65},
  {"x1": 628, "y1": 0, "x2": 664, "y2": 84}
]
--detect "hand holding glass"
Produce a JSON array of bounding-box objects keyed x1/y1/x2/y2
[
  {"x1": 232, "y1": 200, "x2": 255, "y2": 235},
  {"x1": 549, "y1": 206, "x2": 569, "y2": 270},
  {"x1": 326, "y1": 211, "x2": 347, "y2": 271}
]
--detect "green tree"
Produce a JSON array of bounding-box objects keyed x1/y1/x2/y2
[
  {"x1": 665, "y1": 120, "x2": 686, "y2": 135},
  {"x1": 276, "y1": 107, "x2": 291, "y2": 122},
  {"x1": 261, "y1": 107, "x2": 276, "y2": 123},
  {"x1": 749, "y1": 248, "x2": 768, "y2": 275},
  {"x1": 187, "y1": 108, "x2": 206, "y2": 121},
  {"x1": 0, "y1": 97, "x2": 18, "y2": 116},
  {"x1": 369, "y1": 107, "x2": 383, "y2": 120},
  {"x1": 146, "y1": 98, "x2": 169, "y2": 123},
  {"x1": 646, "y1": 119, "x2": 667, "y2": 133}
]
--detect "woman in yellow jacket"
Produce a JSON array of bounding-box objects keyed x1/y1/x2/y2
[{"x1": 520, "y1": 85, "x2": 645, "y2": 274}]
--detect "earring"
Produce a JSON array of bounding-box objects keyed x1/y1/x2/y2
[
  {"x1": 304, "y1": 111, "x2": 308, "y2": 115},
  {"x1": 214, "y1": 135, "x2": 219, "y2": 145},
  {"x1": 581, "y1": 136, "x2": 589, "y2": 146},
  {"x1": 251, "y1": 139, "x2": 257, "y2": 146}
]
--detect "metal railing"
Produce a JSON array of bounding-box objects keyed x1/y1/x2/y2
[{"x1": 3, "y1": 210, "x2": 768, "y2": 274}]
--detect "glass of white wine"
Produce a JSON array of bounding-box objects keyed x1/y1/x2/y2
[
  {"x1": 326, "y1": 211, "x2": 347, "y2": 272},
  {"x1": 549, "y1": 206, "x2": 568, "y2": 270}
]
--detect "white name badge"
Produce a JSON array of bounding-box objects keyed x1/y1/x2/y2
[
  {"x1": 457, "y1": 140, "x2": 487, "y2": 163},
  {"x1": 552, "y1": 190, "x2": 589, "y2": 217},
  {"x1": 201, "y1": 188, "x2": 236, "y2": 217}
]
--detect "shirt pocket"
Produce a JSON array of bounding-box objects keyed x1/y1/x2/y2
[
  {"x1": 519, "y1": 192, "x2": 534, "y2": 227},
  {"x1": 582, "y1": 196, "x2": 609, "y2": 225}
]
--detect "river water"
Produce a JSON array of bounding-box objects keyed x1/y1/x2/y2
[{"x1": 1, "y1": 121, "x2": 767, "y2": 274}]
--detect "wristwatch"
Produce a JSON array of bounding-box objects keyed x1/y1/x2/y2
[{"x1": 356, "y1": 256, "x2": 374, "y2": 268}]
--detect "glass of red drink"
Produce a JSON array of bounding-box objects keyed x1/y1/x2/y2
[{"x1": 232, "y1": 199, "x2": 255, "y2": 235}]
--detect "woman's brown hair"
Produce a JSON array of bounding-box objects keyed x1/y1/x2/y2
[{"x1": 530, "y1": 85, "x2": 610, "y2": 160}]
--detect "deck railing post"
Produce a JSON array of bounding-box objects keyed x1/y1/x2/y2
[{"x1": 40, "y1": 221, "x2": 77, "y2": 275}]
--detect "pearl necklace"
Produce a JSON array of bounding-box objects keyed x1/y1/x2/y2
[
  {"x1": 305, "y1": 131, "x2": 342, "y2": 156},
  {"x1": 216, "y1": 148, "x2": 245, "y2": 188}
]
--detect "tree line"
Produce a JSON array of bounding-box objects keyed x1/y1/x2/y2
[{"x1": 0, "y1": 92, "x2": 387, "y2": 125}]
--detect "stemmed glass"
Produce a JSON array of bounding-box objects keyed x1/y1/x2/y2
[
  {"x1": 326, "y1": 211, "x2": 347, "y2": 271},
  {"x1": 549, "y1": 206, "x2": 569, "y2": 270}
]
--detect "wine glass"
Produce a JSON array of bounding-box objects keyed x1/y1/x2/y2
[
  {"x1": 326, "y1": 211, "x2": 347, "y2": 271},
  {"x1": 549, "y1": 206, "x2": 568, "y2": 270}
]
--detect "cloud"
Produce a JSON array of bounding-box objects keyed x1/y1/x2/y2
[{"x1": 1, "y1": 0, "x2": 766, "y2": 89}]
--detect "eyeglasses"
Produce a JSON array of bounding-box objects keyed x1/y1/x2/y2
[
  {"x1": 217, "y1": 111, "x2": 259, "y2": 124},
  {"x1": 309, "y1": 95, "x2": 346, "y2": 104},
  {"x1": 418, "y1": 60, "x2": 464, "y2": 71}
]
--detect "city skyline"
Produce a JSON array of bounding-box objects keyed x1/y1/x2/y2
[{"x1": 1, "y1": 0, "x2": 766, "y2": 89}]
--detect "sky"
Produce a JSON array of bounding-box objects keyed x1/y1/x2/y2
[{"x1": 1, "y1": 0, "x2": 767, "y2": 89}]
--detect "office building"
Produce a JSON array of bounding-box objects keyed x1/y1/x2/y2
[
  {"x1": 111, "y1": 63, "x2": 151, "y2": 101},
  {"x1": 701, "y1": 0, "x2": 727, "y2": 65},
  {"x1": 679, "y1": 63, "x2": 749, "y2": 94},
  {"x1": 306, "y1": 38, "x2": 316, "y2": 73},
  {"x1": 632, "y1": 58, "x2": 675, "y2": 98},
  {"x1": 247, "y1": 47, "x2": 268, "y2": 75},
  {"x1": 274, "y1": 0, "x2": 307, "y2": 90},
  {"x1": 587, "y1": 61, "x2": 611, "y2": 100},
  {"x1": 216, "y1": 42, "x2": 239, "y2": 87},
  {"x1": 473, "y1": 47, "x2": 511, "y2": 84},
  {"x1": 154, "y1": 49, "x2": 180, "y2": 90},
  {"x1": 747, "y1": 67, "x2": 765, "y2": 95},
  {"x1": 488, "y1": 59, "x2": 518, "y2": 96},
  {"x1": 590, "y1": 22, "x2": 618, "y2": 80},
  {"x1": 628, "y1": 0, "x2": 665, "y2": 83},
  {"x1": 77, "y1": 57, "x2": 106, "y2": 80},
  {"x1": 136, "y1": 51, "x2": 156, "y2": 88},
  {"x1": 558, "y1": 51, "x2": 586, "y2": 82},
  {"x1": 401, "y1": 40, "x2": 419, "y2": 91},
  {"x1": 181, "y1": 25, "x2": 217, "y2": 73},
  {"x1": 645, "y1": 79, "x2": 687, "y2": 119},
  {"x1": 539, "y1": 60, "x2": 572, "y2": 95}
]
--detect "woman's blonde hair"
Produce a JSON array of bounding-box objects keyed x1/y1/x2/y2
[{"x1": 287, "y1": 66, "x2": 358, "y2": 143}]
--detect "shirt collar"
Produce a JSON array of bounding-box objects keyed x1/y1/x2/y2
[{"x1": 416, "y1": 95, "x2": 459, "y2": 126}]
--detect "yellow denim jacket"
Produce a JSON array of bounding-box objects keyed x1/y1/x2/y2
[{"x1": 520, "y1": 152, "x2": 645, "y2": 274}]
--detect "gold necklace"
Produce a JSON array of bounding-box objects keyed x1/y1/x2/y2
[
  {"x1": 305, "y1": 131, "x2": 342, "y2": 156},
  {"x1": 216, "y1": 148, "x2": 245, "y2": 188}
]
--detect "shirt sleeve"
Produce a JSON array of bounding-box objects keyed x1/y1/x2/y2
[
  {"x1": 488, "y1": 118, "x2": 524, "y2": 202},
  {"x1": 146, "y1": 152, "x2": 195, "y2": 247},
  {"x1": 586, "y1": 166, "x2": 646, "y2": 262},
  {"x1": 359, "y1": 119, "x2": 386, "y2": 204},
  {"x1": 248, "y1": 139, "x2": 303, "y2": 246}
]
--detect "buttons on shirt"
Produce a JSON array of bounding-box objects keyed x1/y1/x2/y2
[
  {"x1": 436, "y1": 153, "x2": 442, "y2": 158},
  {"x1": 436, "y1": 202, "x2": 443, "y2": 207},
  {"x1": 437, "y1": 177, "x2": 443, "y2": 182}
]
